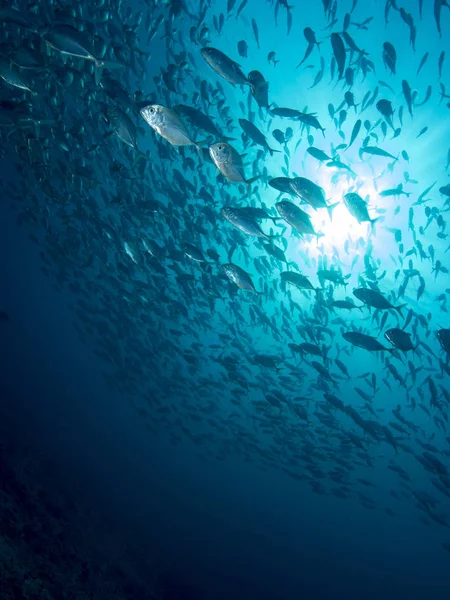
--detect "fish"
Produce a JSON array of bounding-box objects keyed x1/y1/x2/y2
[
  {"x1": 223, "y1": 264, "x2": 262, "y2": 293},
  {"x1": 140, "y1": 105, "x2": 204, "y2": 151},
  {"x1": 247, "y1": 70, "x2": 270, "y2": 108},
  {"x1": 269, "y1": 177, "x2": 296, "y2": 194},
  {"x1": 330, "y1": 33, "x2": 346, "y2": 80},
  {"x1": 238, "y1": 119, "x2": 280, "y2": 155},
  {"x1": 102, "y1": 105, "x2": 140, "y2": 150},
  {"x1": 200, "y1": 47, "x2": 249, "y2": 85},
  {"x1": 4, "y1": 0, "x2": 450, "y2": 555},
  {"x1": 0, "y1": 7, "x2": 36, "y2": 30},
  {"x1": 182, "y1": 243, "x2": 210, "y2": 263},
  {"x1": 221, "y1": 207, "x2": 280, "y2": 240},
  {"x1": 43, "y1": 24, "x2": 121, "y2": 85},
  {"x1": 343, "y1": 193, "x2": 379, "y2": 227},
  {"x1": 379, "y1": 184, "x2": 411, "y2": 198},
  {"x1": 251, "y1": 19, "x2": 260, "y2": 48},
  {"x1": 237, "y1": 40, "x2": 248, "y2": 58},
  {"x1": 267, "y1": 51, "x2": 280, "y2": 66},
  {"x1": 437, "y1": 329, "x2": 450, "y2": 354},
  {"x1": 438, "y1": 51, "x2": 445, "y2": 79},
  {"x1": 346, "y1": 119, "x2": 362, "y2": 150},
  {"x1": 289, "y1": 342, "x2": 323, "y2": 357},
  {"x1": 297, "y1": 27, "x2": 321, "y2": 68},
  {"x1": 402, "y1": 80, "x2": 413, "y2": 117},
  {"x1": 416, "y1": 52, "x2": 429, "y2": 75},
  {"x1": 0, "y1": 58, "x2": 36, "y2": 93},
  {"x1": 353, "y1": 288, "x2": 407, "y2": 315},
  {"x1": 376, "y1": 99, "x2": 395, "y2": 129},
  {"x1": 289, "y1": 177, "x2": 339, "y2": 218},
  {"x1": 384, "y1": 328, "x2": 416, "y2": 351},
  {"x1": 275, "y1": 201, "x2": 323, "y2": 238},
  {"x1": 343, "y1": 331, "x2": 391, "y2": 352},
  {"x1": 306, "y1": 147, "x2": 331, "y2": 162},
  {"x1": 331, "y1": 300, "x2": 362, "y2": 312},
  {"x1": 209, "y1": 142, "x2": 258, "y2": 184},
  {"x1": 360, "y1": 145, "x2": 397, "y2": 160},
  {"x1": 280, "y1": 272, "x2": 318, "y2": 292},
  {"x1": 174, "y1": 104, "x2": 234, "y2": 140},
  {"x1": 382, "y1": 42, "x2": 396, "y2": 74}
]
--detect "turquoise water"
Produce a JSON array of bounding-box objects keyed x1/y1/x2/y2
[{"x1": 1, "y1": 0, "x2": 450, "y2": 598}]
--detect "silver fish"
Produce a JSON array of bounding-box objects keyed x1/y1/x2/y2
[
  {"x1": 209, "y1": 142, "x2": 256, "y2": 184},
  {"x1": 200, "y1": 47, "x2": 249, "y2": 86},
  {"x1": 222, "y1": 263, "x2": 261, "y2": 293},
  {"x1": 141, "y1": 104, "x2": 201, "y2": 149}
]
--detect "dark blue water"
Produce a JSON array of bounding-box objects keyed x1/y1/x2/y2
[{"x1": 1, "y1": 1, "x2": 450, "y2": 598}]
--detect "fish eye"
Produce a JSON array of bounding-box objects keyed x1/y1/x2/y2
[
  {"x1": 149, "y1": 107, "x2": 155, "y2": 113},
  {"x1": 218, "y1": 145, "x2": 223, "y2": 150}
]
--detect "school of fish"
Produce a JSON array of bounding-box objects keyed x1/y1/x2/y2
[{"x1": 1, "y1": 0, "x2": 450, "y2": 556}]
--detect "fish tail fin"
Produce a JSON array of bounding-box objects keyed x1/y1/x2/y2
[
  {"x1": 194, "y1": 139, "x2": 209, "y2": 162},
  {"x1": 370, "y1": 217, "x2": 380, "y2": 233},
  {"x1": 195, "y1": 145, "x2": 204, "y2": 163},
  {"x1": 326, "y1": 201, "x2": 340, "y2": 220},
  {"x1": 395, "y1": 303, "x2": 407, "y2": 318}
]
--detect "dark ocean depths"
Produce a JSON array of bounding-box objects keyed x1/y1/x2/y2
[{"x1": 1, "y1": 0, "x2": 450, "y2": 598}]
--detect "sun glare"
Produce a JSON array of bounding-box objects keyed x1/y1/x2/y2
[{"x1": 301, "y1": 166, "x2": 382, "y2": 256}]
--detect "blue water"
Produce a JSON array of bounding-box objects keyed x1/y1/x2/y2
[{"x1": 1, "y1": 0, "x2": 450, "y2": 598}]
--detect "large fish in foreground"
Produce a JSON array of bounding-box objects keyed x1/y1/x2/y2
[
  {"x1": 209, "y1": 142, "x2": 258, "y2": 184},
  {"x1": 276, "y1": 200, "x2": 323, "y2": 238},
  {"x1": 222, "y1": 264, "x2": 261, "y2": 293},
  {"x1": 384, "y1": 328, "x2": 415, "y2": 351},
  {"x1": 353, "y1": 288, "x2": 407, "y2": 315},
  {"x1": 221, "y1": 207, "x2": 279, "y2": 240},
  {"x1": 269, "y1": 177, "x2": 297, "y2": 194},
  {"x1": 140, "y1": 104, "x2": 204, "y2": 150},
  {"x1": 290, "y1": 177, "x2": 338, "y2": 218}
]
